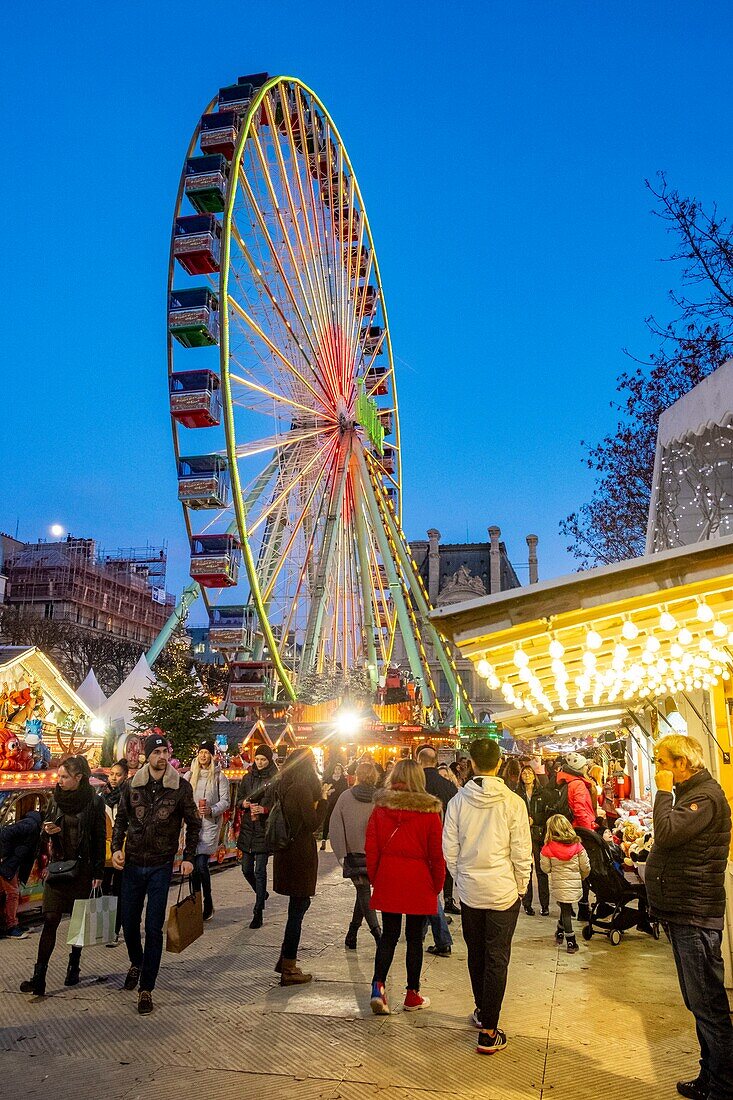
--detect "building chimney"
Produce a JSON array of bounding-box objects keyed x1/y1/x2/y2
[
  {"x1": 488, "y1": 526, "x2": 501, "y2": 593},
  {"x1": 427, "y1": 528, "x2": 441, "y2": 605},
  {"x1": 526, "y1": 534, "x2": 539, "y2": 585}
]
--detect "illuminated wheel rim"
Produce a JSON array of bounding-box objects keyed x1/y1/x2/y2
[{"x1": 168, "y1": 76, "x2": 404, "y2": 702}]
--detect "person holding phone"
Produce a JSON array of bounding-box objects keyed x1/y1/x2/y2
[{"x1": 19, "y1": 755, "x2": 105, "y2": 998}]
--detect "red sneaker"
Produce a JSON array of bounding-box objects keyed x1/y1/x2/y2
[{"x1": 403, "y1": 989, "x2": 431, "y2": 1011}]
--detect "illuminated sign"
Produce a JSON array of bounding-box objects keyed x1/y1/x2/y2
[{"x1": 356, "y1": 380, "x2": 385, "y2": 455}]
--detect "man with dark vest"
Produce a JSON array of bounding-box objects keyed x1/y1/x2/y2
[{"x1": 645, "y1": 734, "x2": 732, "y2": 1100}]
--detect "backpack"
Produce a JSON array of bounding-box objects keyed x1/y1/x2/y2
[
  {"x1": 264, "y1": 794, "x2": 292, "y2": 853},
  {"x1": 555, "y1": 782, "x2": 572, "y2": 823}
]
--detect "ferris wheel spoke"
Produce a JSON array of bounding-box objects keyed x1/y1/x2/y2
[
  {"x1": 274, "y1": 91, "x2": 343, "y2": 402},
  {"x1": 245, "y1": 126, "x2": 334, "y2": 374},
  {"x1": 233, "y1": 424, "x2": 333, "y2": 460},
  {"x1": 248, "y1": 434, "x2": 337, "y2": 537},
  {"x1": 229, "y1": 219, "x2": 328, "y2": 385},
  {"x1": 261, "y1": 435, "x2": 339, "y2": 603},
  {"x1": 299, "y1": 439, "x2": 352, "y2": 674},
  {"x1": 231, "y1": 172, "x2": 333, "y2": 399},
  {"x1": 228, "y1": 296, "x2": 335, "y2": 416}
]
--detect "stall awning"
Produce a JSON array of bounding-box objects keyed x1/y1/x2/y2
[{"x1": 430, "y1": 536, "x2": 733, "y2": 728}]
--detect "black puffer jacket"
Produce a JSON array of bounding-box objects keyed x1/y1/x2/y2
[
  {"x1": 112, "y1": 763, "x2": 201, "y2": 868},
  {"x1": 517, "y1": 783, "x2": 557, "y2": 844},
  {"x1": 237, "y1": 761, "x2": 278, "y2": 855},
  {"x1": 645, "y1": 769, "x2": 731, "y2": 923},
  {"x1": 0, "y1": 810, "x2": 43, "y2": 883}
]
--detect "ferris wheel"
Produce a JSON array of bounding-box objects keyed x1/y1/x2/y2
[{"x1": 166, "y1": 72, "x2": 471, "y2": 721}]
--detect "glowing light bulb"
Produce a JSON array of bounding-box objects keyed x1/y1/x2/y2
[
  {"x1": 513, "y1": 650, "x2": 529, "y2": 668},
  {"x1": 699, "y1": 637, "x2": 712, "y2": 653},
  {"x1": 659, "y1": 610, "x2": 677, "y2": 632},
  {"x1": 670, "y1": 643, "x2": 683, "y2": 659},
  {"x1": 477, "y1": 659, "x2": 491, "y2": 678},
  {"x1": 586, "y1": 629, "x2": 602, "y2": 650},
  {"x1": 712, "y1": 620, "x2": 727, "y2": 638},
  {"x1": 645, "y1": 636, "x2": 661, "y2": 653},
  {"x1": 697, "y1": 603, "x2": 714, "y2": 623},
  {"x1": 622, "y1": 620, "x2": 639, "y2": 641},
  {"x1": 678, "y1": 628, "x2": 693, "y2": 646},
  {"x1": 614, "y1": 643, "x2": 629, "y2": 661},
  {"x1": 582, "y1": 651, "x2": 597, "y2": 669},
  {"x1": 549, "y1": 639, "x2": 565, "y2": 659}
]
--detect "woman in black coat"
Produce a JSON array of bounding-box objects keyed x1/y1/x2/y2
[
  {"x1": 20, "y1": 755, "x2": 106, "y2": 997},
  {"x1": 273, "y1": 748, "x2": 331, "y2": 985},
  {"x1": 517, "y1": 764, "x2": 555, "y2": 916},
  {"x1": 237, "y1": 746, "x2": 278, "y2": 929},
  {"x1": 320, "y1": 763, "x2": 348, "y2": 850}
]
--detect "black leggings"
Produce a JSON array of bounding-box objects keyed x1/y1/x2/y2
[
  {"x1": 373, "y1": 912, "x2": 425, "y2": 991},
  {"x1": 37, "y1": 913, "x2": 81, "y2": 970},
  {"x1": 557, "y1": 903, "x2": 575, "y2": 936}
]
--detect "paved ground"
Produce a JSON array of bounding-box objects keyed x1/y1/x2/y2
[{"x1": 0, "y1": 853, "x2": 706, "y2": 1100}]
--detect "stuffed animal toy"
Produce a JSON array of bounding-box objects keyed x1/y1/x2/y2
[{"x1": 0, "y1": 728, "x2": 35, "y2": 771}]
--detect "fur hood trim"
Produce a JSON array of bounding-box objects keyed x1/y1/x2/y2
[
  {"x1": 374, "y1": 788, "x2": 442, "y2": 814},
  {"x1": 131, "y1": 763, "x2": 180, "y2": 790}
]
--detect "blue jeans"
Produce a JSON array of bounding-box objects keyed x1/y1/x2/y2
[
  {"x1": 424, "y1": 897, "x2": 453, "y2": 950},
  {"x1": 121, "y1": 862, "x2": 173, "y2": 992},
  {"x1": 667, "y1": 922, "x2": 733, "y2": 1099},
  {"x1": 241, "y1": 852, "x2": 269, "y2": 910}
]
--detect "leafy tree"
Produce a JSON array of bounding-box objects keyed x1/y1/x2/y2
[
  {"x1": 129, "y1": 621, "x2": 214, "y2": 765},
  {"x1": 561, "y1": 174, "x2": 733, "y2": 567}
]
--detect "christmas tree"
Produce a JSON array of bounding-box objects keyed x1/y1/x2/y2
[{"x1": 130, "y1": 621, "x2": 214, "y2": 766}]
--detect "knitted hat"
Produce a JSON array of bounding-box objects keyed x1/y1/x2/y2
[
  {"x1": 253, "y1": 744, "x2": 274, "y2": 763},
  {"x1": 143, "y1": 731, "x2": 168, "y2": 759},
  {"x1": 198, "y1": 739, "x2": 216, "y2": 755},
  {"x1": 564, "y1": 751, "x2": 588, "y2": 775}
]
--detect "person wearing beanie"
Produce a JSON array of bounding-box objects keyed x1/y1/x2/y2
[
  {"x1": 237, "y1": 744, "x2": 278, "y2": 928},
  {"x1": 111, "y1": 731, "x2": 201, "y2": 1015},
  {"x1": 184, "y1": 739, "x2": 230, "y2": 922},
  {"x1": 554, "y1": 752, "x2": 597, "y2": 921}
]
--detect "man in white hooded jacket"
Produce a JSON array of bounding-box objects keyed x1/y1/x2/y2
[{"x1": 443, "y1": 738, "x2": 532, "y2": 1056}]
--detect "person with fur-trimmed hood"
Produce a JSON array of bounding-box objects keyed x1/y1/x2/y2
[
  {"x1": 111, "y1": 732, "x2": 201, "y2": 1016},
  {"x1": 365, "y1": 759, "x2": 445, "y2": 1016}
]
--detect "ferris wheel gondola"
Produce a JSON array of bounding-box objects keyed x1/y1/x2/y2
[{"x1": 165, "y1": 72, "x2": 471, "y2": 722}]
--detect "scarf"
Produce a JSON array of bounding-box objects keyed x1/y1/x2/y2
[
  {"x1": 351, "y1": 783, "x2": 375, "y2": 804},
  {"x1": 54, "y1": 779, "x2": 95, "y2": 815}
]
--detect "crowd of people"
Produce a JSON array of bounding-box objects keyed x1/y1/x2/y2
[{"x1": 0, "y1": 731, "x2": 731, "y2": 1098}]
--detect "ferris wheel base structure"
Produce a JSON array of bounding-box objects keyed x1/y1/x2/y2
[{"x1": 158, "y1": 70, "x2": 473, "y2": 729}]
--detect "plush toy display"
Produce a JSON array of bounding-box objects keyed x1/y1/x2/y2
[{"x1": 0, "y1": 727, "x2": 35, "y2": 771}]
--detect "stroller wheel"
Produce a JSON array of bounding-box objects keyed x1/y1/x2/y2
[
  {"x1": 651, "y1": 922, "x2": 660, "y2": 940},
  {"x1": 581, "y1": 925, "x2": 593, "y2": 941},
  {"x1": 609, "y1": 929, "x2": 621, "y2": 946}
]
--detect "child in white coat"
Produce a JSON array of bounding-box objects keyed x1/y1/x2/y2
[{"x1": 540, "y1": 814, "x2": 590, "y2": 953}]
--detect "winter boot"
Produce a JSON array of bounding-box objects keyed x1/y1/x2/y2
[
  {"x1": 555, "y1": 927, "x2": 564, "y2": 945},
  {"x1": 249, "y1": 906, "x2": 263, "y2": 929},
  {"x1": 280, "y1": 958, "x2": 312, "y2": 986},
  {"x1": 20, "y1": 963, "x2": 47, "y2": 996},
  {"x1": 344, "y1": 931, "x2": 358, "y2": 950},
  {"x1": 65, "y1": 949, "x2": 81, "y2": 986},
  {"x1": 566, "y1": 935, "x2": 579, "y2": 954}
]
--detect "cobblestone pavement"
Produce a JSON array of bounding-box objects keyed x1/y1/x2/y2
[{"x1": 0, "y1": 853, "x2": 701, "y2": 1099}]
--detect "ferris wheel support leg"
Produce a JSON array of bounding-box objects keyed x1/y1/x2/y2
[
  {"x1": 369, "y1": 465, "x2": 475, "y2": 729},
  {"x1": 300, "y1": 442, "x2": 352, "y2": 675},
  {"x1": 146, "y1": 580, "x2": 201, "y2": 666},
  {"x1": 356, "y1": 453, "x2": 431, "y2": 694},
  {"x1": 353, "y1": 479, "x2": 379, "y2": 692}
]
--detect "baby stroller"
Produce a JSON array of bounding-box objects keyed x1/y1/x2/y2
[{"x1": 575, "y1": 827, "x2": 660, "y2": 946}]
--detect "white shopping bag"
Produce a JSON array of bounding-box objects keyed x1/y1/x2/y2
[{"x1": 67, "y1": 891, "x2": 118, "y2": 947}]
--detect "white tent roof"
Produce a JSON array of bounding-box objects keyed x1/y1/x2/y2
[
  {"x1": 99, "y1": 652, "x2": 156, "y2": 730},
  {"x1": 76, "y1": 667, "x2": 107, "y2": 713}
]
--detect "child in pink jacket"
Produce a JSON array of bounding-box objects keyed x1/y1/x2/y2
[{"x1": 540, "y1": 814, "x2": 591, "y2": 953}]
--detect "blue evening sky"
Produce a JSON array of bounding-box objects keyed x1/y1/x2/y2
[{"x1": 2, "y1": 1, "x2": 730, "y2": 617}]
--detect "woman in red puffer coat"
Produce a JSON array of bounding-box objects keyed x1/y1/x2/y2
[{"x1": 365, "y1": 759, "x2": 445, "y2": 1016}]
